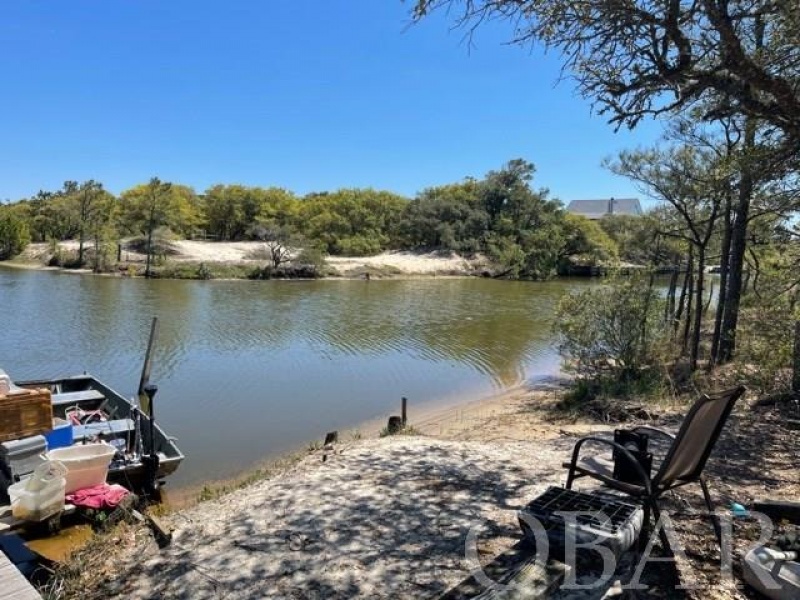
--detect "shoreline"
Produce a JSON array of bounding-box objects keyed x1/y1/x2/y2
[
  {"x1": 6, "y1": 242, "x2": 491, "y2": 281},
  {"x1": 166, "y1": 376, "x2": 569, "y2": 508}
]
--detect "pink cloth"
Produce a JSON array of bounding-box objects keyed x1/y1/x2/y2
[{"x1": 66, "y1": 483, "x2": 130, "y2": 509}]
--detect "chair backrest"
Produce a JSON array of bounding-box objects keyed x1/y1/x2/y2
[{"x1": 653, "y1": 385, "x2": 745, "y2": 489}]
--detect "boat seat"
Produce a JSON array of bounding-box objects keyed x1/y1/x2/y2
[
  {"x1": 72, "y1": 419, "x2": 135, "y2": 442},
  {"x1": 51, "y1": 390, "x2": 106, "y2": 407}
]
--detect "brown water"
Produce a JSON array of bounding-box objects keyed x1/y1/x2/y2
[{"x1": 0, "y1": 268, "x2": 594, "y2": 487}]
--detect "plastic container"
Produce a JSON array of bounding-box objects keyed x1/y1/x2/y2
[
  {"x1": 44, "y1": 418, "x2": 74, "y2": 450},
  {"x1": 742, "y1": 546, "x2": 800, "y2": 600},
  {"x1": 9, "y1": 460, "x2": 67, "y2": 522},
  {"x1": 0, "y1": 435, "x2": 47, "y2": 479},
  {"x1": 46, "y1": 443, "x2": 116, "y2": 494}
]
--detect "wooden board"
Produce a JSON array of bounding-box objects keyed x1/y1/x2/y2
[
  {"x1": 51, "y1": 389, "x2": 105, "y2": 407},
  {"x1": 0, "y1": 550, "x2": 41, "y2": 600},
  {"x1": 0, "y1": 504, "x2": 76, "y2": 534}
]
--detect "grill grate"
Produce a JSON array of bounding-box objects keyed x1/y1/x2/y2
[{"x1": 523, "y1": 486, "x2": 640, "y2": 534}]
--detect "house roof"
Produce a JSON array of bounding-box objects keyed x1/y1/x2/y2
[{"x1": 566, "y1": 198, "x2": 643, "y2": 219}]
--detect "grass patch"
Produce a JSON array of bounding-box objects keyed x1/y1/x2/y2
[
  {"x1": 379, "y1": 424, "x2": 423, "y2": 437},
  {"x1": 553, "y1": 371, "x2": 674, "y2": 422},
  {"x1": 148, "y1": 262, "x2": 253, "y2": 280},
  {"x1": 195, "y1": 448, "x2": 310, "y2": 504}
]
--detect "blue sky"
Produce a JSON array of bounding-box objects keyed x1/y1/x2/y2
[{"x1": 0, "y1": 1, "x2": 664, "y2": 205}]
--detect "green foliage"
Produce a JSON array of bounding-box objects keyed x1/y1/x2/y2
[
  {"x1": 203, "y1": 185, "x2": 298, "y2": 241},
  {"x1": 297, "y1": 188, "x2": 408, "y2": 255},
  {"x1": 0, "y1": 205, "x2": 32, "y2": 259},
  {"x1": 733, "y1": 243, "x2": 800, "y2": 395},
  {"x1": 561, "y1": 213, "x2": 619, "y2": 265},
  {"x1": 119, "y1": 181, "x2": 201, "y2": 238},
  {"x1": 597, "y1": 215, "x2": 662, "y2": 264},
  {"x1": 555, "y1": 274, "x2": 668, "y2": 380},
  {"x1": 397, "y1": 179, "x2": 487, "y2": 253},
  {"x1": 396, "y1": 159, "x2": 569, "y2": 279},
  {"x1": 0, "y1": 159, "x2": 634, "y2": 278}
]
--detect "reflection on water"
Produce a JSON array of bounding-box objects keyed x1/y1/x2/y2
[{"x1": 0, "y1": 268, "x2": 593, "y2": 486}]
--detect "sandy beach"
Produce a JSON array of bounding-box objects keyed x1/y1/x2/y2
[{"x1": 16, "y1": 240, "x2": 486, "y2": 278}]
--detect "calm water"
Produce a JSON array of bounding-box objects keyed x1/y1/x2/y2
[{"x1": 0, "y1": 268, "x2": 592, "y2": 486}]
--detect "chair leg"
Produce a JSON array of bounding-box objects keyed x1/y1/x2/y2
[
  {"x1": 699, "y1": 476, "x2": 722, "y2": 545},
  {"x1": 651, "y1": 501, "x2": 674, "y2": 558}
]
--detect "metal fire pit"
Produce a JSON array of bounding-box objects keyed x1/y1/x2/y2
[{"x1": 518, "y1": 486, "x2": 644, "y2": 559}]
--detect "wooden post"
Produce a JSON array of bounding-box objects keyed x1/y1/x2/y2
[
  {"x1": 793, "y1": 321, "x2": 800, "y2": 396},
  {"x1": 401, "y1": 397, "x2": 407, "y2": 427},
  {"x1": 387, "y1": 416, "x2": 403, "y2": 434}
]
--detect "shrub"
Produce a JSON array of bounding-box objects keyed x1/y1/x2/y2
[{"x1": 555, "y1": 274, "x2": 668, "y2": 382}]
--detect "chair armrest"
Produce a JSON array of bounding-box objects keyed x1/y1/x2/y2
[
  {"x1": 566, "y1": 436, "x2": 653, "y2": 496},
  {"x1": 631, "y1": 426, "x2": 676, "y2": 441}
]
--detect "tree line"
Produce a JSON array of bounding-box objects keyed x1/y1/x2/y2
[{"x1": 0, "y1": 161, "x2": 626, "y2": 279}]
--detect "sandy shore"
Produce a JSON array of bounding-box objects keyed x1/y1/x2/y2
[
  {"x1": 66, "y1": 379, "x2": 797, "y2": 600},
  {"x1": 15, "y1": 241, "x2": 486, "y2": 278}
]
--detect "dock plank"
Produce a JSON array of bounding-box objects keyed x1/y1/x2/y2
[{"x1": 0, "y1": 550, "x2": 41, "y2": 600}]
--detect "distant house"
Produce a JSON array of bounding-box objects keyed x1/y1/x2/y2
[{"x1": 566, "y1": 198, "x2": 643, "y2": 220}]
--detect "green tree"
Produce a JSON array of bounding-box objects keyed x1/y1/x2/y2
[
  {"x1": 297, "y1": 189, "x2": 408, "y2": 255},
  {"x1": 479, "y1": 159, "x2": 564, "y2": 279},
  {"x1": 609, "y1": 145, "x2": 727, "y2": 370},
  {"x1": 0, "y1": 205, "x2": 31, "y2": 260},
  {"x1": 119, "y1": 178, "x2": 175, "y2": 277},
  {"x1": 60, "y1": 180, "x2": 105, "y2": 267},
  {"x1": 119, "y1": 182, "x2": 201, "y2": 239},
  {"x1": 561, "y1": 213, "x2": 619, "y2": 267},
  {"x1": 397, "y1": 179, "x2": 487, "y2": 252},
  {"x1": 202, "y1": 185, "x2": 298, "y2": 240}
]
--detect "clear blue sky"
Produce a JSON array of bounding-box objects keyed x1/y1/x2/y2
[{"x1": 0, "y1": 1, "x2": 664, "y2": 205}]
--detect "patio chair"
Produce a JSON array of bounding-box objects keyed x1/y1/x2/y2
[{"x1": 563, "y1": 385, "x2": 746, "y2": 552}]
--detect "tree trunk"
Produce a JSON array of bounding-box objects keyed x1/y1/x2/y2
[
  {"x1": 704, "y1": 280, "x2": 714, "y2": 317},
  {"x1": 94, "y1": 232, "x2": 100, "y2": 273},
  {"x1": 682, "y1": 269, "x2": 695, "y2": 355},
  {"x1": 641, "y1": 270, "x2": 656, "y2": 351},
  {"x1": 718, "y1": 119, "x2": 756, "y2": 363},
  {"x1": 78, "y1": 224, "x2": 85, "y2": 267},
  {"x1": 793, "y1": 321, "x2": 800, "y2": 396},
  {"x1": 665, "y1": 270, "x2": 678, "y2": 323},
  {"x1": 145, "y1": 225, "x2": 154, "y2": 278},
  {"x1": 675, "y1": 250, "x2": 693, "y2": 337},
  {"x1": 691, "y1": 249, "x2": 705, "y2": 371},
  {"x1": 711, "y1": 194, "x2": 733, "y2": 364}
]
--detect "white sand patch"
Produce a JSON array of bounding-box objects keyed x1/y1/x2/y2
[
  {"x1": 327, "y1": 251, "x2": 485, "y2": 276},
  {"x1": 103, "y1": 436, "x2": 575, "y2": 599},
  {"x1": 169, "y1": 240, "x2": 265, "y2": 263}
]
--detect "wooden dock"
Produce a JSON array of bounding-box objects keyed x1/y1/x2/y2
[{"x1": 0, "y1": 549, "x2": 41, "y2": 600}]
